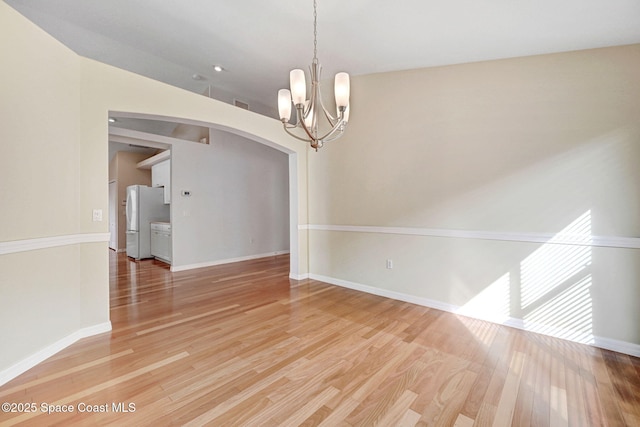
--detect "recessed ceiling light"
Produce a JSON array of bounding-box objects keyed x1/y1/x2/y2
[
  {"x1": 192, "y1": 73, "x2": 205, "y2": 81},
  {"x1": 108, "y1": 117, "x2": 116, "y2": 123},
  {"x1": 213, "y1": 65, "x2": 223, "y2": 72}
]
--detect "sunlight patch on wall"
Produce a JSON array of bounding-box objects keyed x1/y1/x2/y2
[
  {"x1": 523, "y1": 275, "x2": 593, "y2": 343},
  {"x1": 458, "y1": 210, "x2": 594, "y2": 346},
  {"x1": 520, "y1": 210, "x2": 593, "y2": 344},
  {"x1": 521, "y1": 211, "x2": 592, "y2": 309},
  {"x1": 457, "y1": 272, "x2": 510, "y2": 324}
]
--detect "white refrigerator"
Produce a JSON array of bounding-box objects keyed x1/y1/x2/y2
[{"x1": 126, "y1": 185, "x2": 170, "y2": 260}]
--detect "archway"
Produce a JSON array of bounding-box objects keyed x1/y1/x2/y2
[{"x1": 108, "y1": 111, "x2": 301, "y2": 279}]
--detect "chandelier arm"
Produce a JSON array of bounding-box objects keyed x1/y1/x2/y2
[
  {"x1": 282, "y1": 115, "x2": 347, "y2": 146},
  {"x1": 317, "y1": 88, "x2": 339, "y2": 125},
  {"x1": 315, "y1": 69, "x2": 339, "y2": 127},
  {"x1": 307, "y1": 63, "x2": 320, "y2": 129},
  {"x1": 293, "y1": 105, "x2": 304, "y2": 128},
  {"x1": 282, "y1": 122, "x2": 313, "y2": 143},
  {"x1": 283, "y1": 112, "x2": 346, "y2": 145},
  {"x1": 323, "y1": 128, "x2": 346, "y2": 143},
  {"x1": 283, "y1": 122, "x2": 346, "y2": 146},
  {"x1": 295, "y1": 105, "x2": 320, "y2": 141},
  {"x1": 316, "y1": 119, "x2": 346, "y2": 142},
  {"x1": 322, "y1": 104, "x2": 339, "y2": 126}
]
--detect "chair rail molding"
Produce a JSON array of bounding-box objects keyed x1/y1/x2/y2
[{"x1": 0, "y1": 233, "x2": 111, "y2": 255}]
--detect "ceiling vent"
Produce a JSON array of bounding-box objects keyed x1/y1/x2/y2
[{"x1": 234, "y1": 99, "x2": 249, "y2": 110}]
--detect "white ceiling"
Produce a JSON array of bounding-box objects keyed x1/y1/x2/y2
[{"x1": 6, "y1": 0, "x2": 640, "y2": 118}]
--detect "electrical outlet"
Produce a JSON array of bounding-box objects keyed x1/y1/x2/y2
[
  {"x1": 92, "y1": 209, "x2": 103, "y2": 222},
  {"x1": 386, "y1": 259, "x2": 393, "y2": 269}
]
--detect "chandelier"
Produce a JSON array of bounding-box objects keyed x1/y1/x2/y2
[{"x1": 277, "y1": 0, "x2": 350, "y2": 151}]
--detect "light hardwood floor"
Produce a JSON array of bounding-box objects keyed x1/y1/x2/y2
[{"x1": 1, "y1": 252, "x2": 639, "y2": 426}]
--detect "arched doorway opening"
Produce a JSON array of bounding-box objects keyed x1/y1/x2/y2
[{"x1": 107, "y1": 111, "x2": 301, "y2": 279}]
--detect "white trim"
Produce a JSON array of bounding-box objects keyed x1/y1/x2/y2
[
  {"x1": 288, "y1": 153, "x2": 300, "y2": 280},
  {"x1": 136, "y1": 149, "x2": 171, "y2": 169},
  {"x1": 289, "y1": 273, "x2": 310, "y2": 280},
  {"x1": 171, "y1": 251, "x2": 290, "y2": 272},
  {"x1": 309, "y1": 273, "x2": 458, "y2": 312},
  {"x1": 0, "y1": 233, "x2": 110, "y2": 255},
  {"x1": 0, "y1": 322, "x2": 112, "y2": 387},
  {"x1": 309, "y1": 273, "x2": 640, "y2": 358},
  {"x1": 300, "y1": 224, "x2": 640, "y2": 249},
  {"x1": 109, "y1": 126, "x2": 192, "y2": 148},
  {"x1": 592, "y1": 336, "x2": 640, "y2": 357}
]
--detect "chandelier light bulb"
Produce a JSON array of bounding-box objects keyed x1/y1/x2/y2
[
  {"x1": 334, "y1": 72, "x2": 350, "y2": 109},
  {"x1": 278, "y1": 89, "x2": 292, "y2": 122},
  {"x1": 290, "y1": 69, "x2": 307, "y2": 106}
]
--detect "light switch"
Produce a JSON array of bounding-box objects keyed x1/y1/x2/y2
[{"x1": 92, "y1": 209, "x2": 103, "y2": 222}]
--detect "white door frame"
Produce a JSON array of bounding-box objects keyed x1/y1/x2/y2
[{"x1": 108, "y1": 180, "x2": 118, "y2": 250}]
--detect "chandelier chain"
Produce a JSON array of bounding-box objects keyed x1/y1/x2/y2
[{"x1": 313, "y1": 0, "x2": 318, "y2": 61}]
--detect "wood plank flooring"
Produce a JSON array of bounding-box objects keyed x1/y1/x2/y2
[{"x1": 1, "y1": 251, "x2": 639, "y2": 426}]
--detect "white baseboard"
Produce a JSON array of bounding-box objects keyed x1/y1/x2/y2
[
  {"x1": 0, "y1": 322, "x2": 112, "y2": 387},
  {"x1": 592, "y1": 336, "x2": 640, "y2": 357},
  {"x1": 289, "y1": 273, "x2": 310, "y2": 280},
  {"x1": 309, "y1": 274, "x2": 640, "y2": 358},
  {"x1": 171, "y1": 251, "x2": 290, "y2": 272},
  {"x1": 309, "y1": 274, "x2": 460, "y2": 313}
]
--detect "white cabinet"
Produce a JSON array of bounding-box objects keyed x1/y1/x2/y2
[
  {"x1": 151, "y1": 160, "x2": 171, "y2": 204},
  {"x1": 150, "y1": 222, "x2": 171, "y2": 263}
]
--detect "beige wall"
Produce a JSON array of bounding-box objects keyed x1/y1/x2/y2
[
  {"x1": 309, "y1": 45, "x2": 640, "y2": 349},
  {"x1": 109, "y1": 152, "x2": 152, "y2": 250},
  {"x1": 0, "y1": 1, "x2": 308, "y2": 383},
  {"x1": 0, "y1": 2, "x2": 85, "y2": 372},
  {"x1": 0, "y1": 6, "x2": 81, "y2": 242}
]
